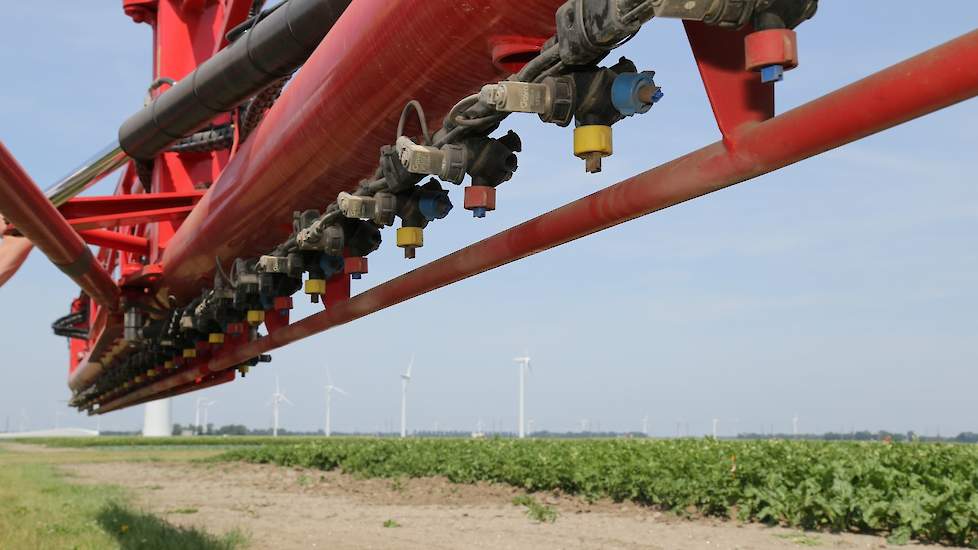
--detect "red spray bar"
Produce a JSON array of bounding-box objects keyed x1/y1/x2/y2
[
  {"x1": 159, "y1": 0, "x2": 567, "y2": 300},
  {"x1": 0, "y1": 142, "x2": 119, "y2": 309},
  {"x1": 95, "y1": 29, "x2": 978, "y2": 413}
]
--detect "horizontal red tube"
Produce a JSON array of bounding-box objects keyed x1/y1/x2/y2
[
  {"x1": 78, "y1": 229, "x2": 150, "y2": 256},
  {"x1": 0, "y1": 142, "x2": 119, "y2": 308},
  {"x1": 160, "y1": 0, "x2": 566, "y2": 300},
  {"x1": 98, "y1": 29, "x2": 978, "y2": 412}
]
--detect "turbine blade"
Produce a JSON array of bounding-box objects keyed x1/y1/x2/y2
[
  {"x1": 334, "y1": 387, "x2": 349, "y2": 396},
  {"x1": 405, "y1": 354, "x2": 414, "y2": 378},
  {"x1": 326, "y1": 365, "x2": 333, "y2": 386},
  {"x1": 282, "y1": 394, "x2": 294, "y2": 406}
]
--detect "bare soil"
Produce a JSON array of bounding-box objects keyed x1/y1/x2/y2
[{"x1": 63, "y1": 460, "x2": 960, "y2": 550}]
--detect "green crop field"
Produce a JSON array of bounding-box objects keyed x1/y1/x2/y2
[{"x1": 211, "y1": 438, "x2": 978, "y2": 547}]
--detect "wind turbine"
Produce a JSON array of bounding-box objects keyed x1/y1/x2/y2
[
  {"x1": 324, "y1": 366, "x2": 348, "y2": 437},
  {"x1": 400, "y1": 355, "x2": 413, "y2": 438},
  {"x1": 18, "y1": 408, "x2": 29, "y2": 433},
  {"x1": 195, "y1": 397, "x2": 216, "y2": 435},
  {"x1": 201, "y1": 400, "x2": 216, "y2": 434},
  {"x1": 513, "y1": 354, "x2": 531, "y2": 438},
  {"x1": 194, "y1": 397, "x2": 203, "y2": 434},
  {"x1": 642, "y1": 415, "x2": 650, "y2": 437},
  {"x1": 268, "y1": 376, "x2": 293, "y2": 437},
  {"x1": 792, "y1": 414, "x2": 799, "y2": 437},
  {"x1": 712, "y1": 418, "x2": 719, "y2": 439}
]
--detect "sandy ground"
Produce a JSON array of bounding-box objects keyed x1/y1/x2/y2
[{"x1": 58, "y1": 458, "x2": 965, "y2": 550}]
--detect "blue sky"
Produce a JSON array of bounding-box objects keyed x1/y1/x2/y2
[{"x1": 1, "y1": 2, "x2": 975, "y2": 436}]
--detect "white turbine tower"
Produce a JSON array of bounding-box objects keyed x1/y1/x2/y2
[
  {"x1": 642, "y1": 415, "x2": 650, "y2": 437},
  {"x1": 712, "y1": 418, "x2": 719, "y2": 439},
  {"x1": 268, "y1": 376, "x2": 293, "y2": 437},
  {"x1": 201, "y1": 400, "x2": 216, "y2": 434},
  {"x1": 400, "y1": 355, "x2": 413, "y2": 438},
  {"x1": 194, "y1": 397, "x2": 203, "y2": 434},
  {"x1": 142, "y1": 398, "x2": 171, "y2": 437},
  {"x1": 792, "y1": 414, "x2": 799, "y2": 437},
  {"x1": 324, "y1": 367, "x2": 348, "y2": 437},
  {"x1": 513, "y1": 354, "x2": 531, "y2": 439},
  {"x1": 194, "y1": 397, "x2": 215, "y2": 435}
]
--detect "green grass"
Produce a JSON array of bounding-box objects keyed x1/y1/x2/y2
[
  {"x1": 214, "y1": 438, "x2": 978, "y2": 547},
  {"x1": 382, "y1": 519, "x2": 401, "y2": 528},
  {"x1": 774, "y1": 532, "x2": 823, "y2": 546},
  {"x1": 16, "y1": 436, "x2": 307, "y2": 449},
  {"x1": 165, "y1": 507, "x2": 199, "y2": 515},
  {"x1": 0, "y1": 443, "x2": 248, "y2": 549},
  {"x1": 97, "y1": 503, "x2": 247, "y2": 549},
  {"x1": 512, "y1": 494, "x2": 558, "y2": 523}
]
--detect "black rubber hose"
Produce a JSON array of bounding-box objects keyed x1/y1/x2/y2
[
  {"x1": 169, "y1": 124, "x2": 235, "y2": 153},
  {"x1": 119, "y1": 0, "x2": 350, "y2": 161}
]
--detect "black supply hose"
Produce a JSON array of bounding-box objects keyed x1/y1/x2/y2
[{"x1": 119, "y1": 0, "x2": 350, "y2": 162}]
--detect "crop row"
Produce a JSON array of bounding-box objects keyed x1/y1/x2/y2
[{"x1": 217, "y1": 438, "x2": 978, "y2": 547}]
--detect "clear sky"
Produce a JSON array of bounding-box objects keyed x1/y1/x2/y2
[{"x1": 1, "y1": 2, "x2": 975, "y2": 437}]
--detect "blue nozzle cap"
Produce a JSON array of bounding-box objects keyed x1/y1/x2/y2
[
  {"x1": 472, "y1": 207, "x2": 487, "y2": 218},
  {"x1": 419, "y1": 193, "x2": 453, "y2": 221},
  {"x1": 612, "y1": 71, "x2": 659, "y2": 117},
  {"x1": 319, "y1": 255, "x2": 344, "y2": 278},
  {"x1": 760, "y1": 64, "x2": 785, "y2": 84}
]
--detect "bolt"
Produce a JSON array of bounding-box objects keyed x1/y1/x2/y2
[
  {"x1": 637, "y1": 85, "x2": 662, "y2": 105},
  {"x1": 760, "y1": 64, "x2": 785, "y2": 84},
  {"x1": 404, "y1": 247, "x2": 416, "y2": 259},
  {"x1": 584, "y1": 152, "x2": 603, "y2": 174},
  {"x1": 472, "y1": 207, "x2": 487, "y2": 218},
  {"x1": 351, "y1": 273, "x2": 362, "y2": 280}
]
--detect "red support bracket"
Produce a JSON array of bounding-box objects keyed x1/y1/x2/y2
[
  {"x1": 59, "y1": 191, "x2": 203, "y2": 219},
  {"x1": 77, "y1": 230, "x2": 150, "y2": 256},
  {"x1": 66, "y1": 206, "x2": 196, "y2": 231},
  {"x1": 684, "y1": 21, "x2": 775, "y2": 149},
  {"x1": 324, "y1": 271, "x2": 351, "y2": 309},
  {"x1": 264, "y1": 296, "x2": 293, "y2": 335},
  {"x1": 119, "y1": 263, "x2": 164, "y2": 288}
]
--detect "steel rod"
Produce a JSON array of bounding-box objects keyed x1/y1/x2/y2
[{"x1": 45, "y1": 142, "x2": 129, "y2": 207}]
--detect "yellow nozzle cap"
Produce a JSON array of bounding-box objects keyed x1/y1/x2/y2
[
  {"x1": 208, "y1": 333, "x2": 225, "y2": 344},
  {"x1": 573, "y1": 125, "x2": 613, "y2": 157},
  {"x1": 246, "y1": 310, "x2": 265, "y2": 325},
  {"x1": 164, "y1": 361, "x2": 174, "y2": 370},
  {"x1": 183, "y1": 348, "x2": 197, "y2": 358},
  {"x1": 396, "y1": 227, "x2": 424, "y2": 248},
  {"x1": 305, "y1": 279, "x2": 327, "y2": 295}
]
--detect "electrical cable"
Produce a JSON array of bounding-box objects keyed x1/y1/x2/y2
[{"x1": 396, "y1": 100, "x2": 432, "y2": 145}]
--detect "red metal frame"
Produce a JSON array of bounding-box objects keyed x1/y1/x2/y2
[
  {"x1": 95, "y1": 27, "x2": 978, "y2": 413},
  {"x1": 2, "y1": 1, "x2": 975, "y2": 413}
]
